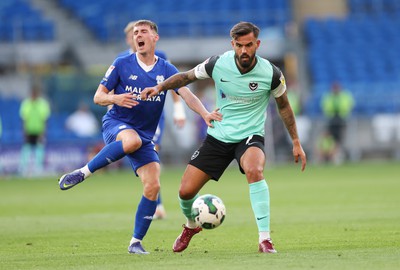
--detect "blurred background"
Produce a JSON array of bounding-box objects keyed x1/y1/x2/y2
[{"x1": 0, "y1": 0, "x2": 399, "y2": 177}]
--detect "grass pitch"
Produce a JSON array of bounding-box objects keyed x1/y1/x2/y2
[{"x1": 0, "y1": 162, "x2": 399, "y2": 270}]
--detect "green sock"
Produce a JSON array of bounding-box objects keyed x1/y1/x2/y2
[
  {"x1": 249, "y1": 180, "x2": 270, "y2": 232},
  {"x1": 34, "y1": 144, "x2": 45, "y2": 172},
  {"x1": 179, "y1": 194, "x2": 199, "y2": 220},
  {"x1": 19, "y1": 144, "x2": 31, "y2": 173}
]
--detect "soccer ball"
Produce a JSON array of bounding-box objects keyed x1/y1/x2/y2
[{"x1": 191, "y1": 194, "x2": 226, "y2": 229}]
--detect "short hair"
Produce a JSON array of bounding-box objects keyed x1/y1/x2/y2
[
  {"x1": 133, "y1": 20, "x2": 158, "y2": 34},
  {"x1": 124, "y1": 21, "x2": 136, "y2": 34},
  {"x1": 230, "y1": 21, "x2": 260, "y2": 40}
]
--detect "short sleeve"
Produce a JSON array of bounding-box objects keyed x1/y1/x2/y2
[
  {"x1": 100, "y1": 58, "x2": 120, "y2": 91},
  {"x1": 270, "y1": 64, "x2": 286, "y2": 98},
  {"x1": 194, "y1": 55, "x2": 219, "y2": 79}
]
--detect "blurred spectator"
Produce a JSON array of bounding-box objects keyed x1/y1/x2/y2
[
  {"x1": 66, "y1": 102, "x2": 99, "y2": 138},
  {"x1": 286, "y1": 80, "x2": 301, "y2": 116},
  {"x1": 315, "y1": 129, "x2": 338, "y2": 164},
  {"x1": 286, "y1": 80, "x2": 311, "y2": 147},
  {"x1": 19, "y1": 84, "x2": 51, "y2": 176},
  {"x1": 320, "y1": 82, "x2": 354, "y2": 153}
]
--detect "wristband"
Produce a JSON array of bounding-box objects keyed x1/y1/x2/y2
[{"x1": 173, "y1": 102, "x2": 186, "y2": 120}]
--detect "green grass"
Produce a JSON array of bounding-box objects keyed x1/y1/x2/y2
[{"x1": 1, "y1": 162, "x2": 399, "y2": 269}]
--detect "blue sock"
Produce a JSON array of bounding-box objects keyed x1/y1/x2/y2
[
  {"x1": 249, "y1": 180, "x2": 270, "y2": 232},
  {"x1": 133, "y1": 196, "x2": 157, "y2": 240},
  {"x1": 87, "y1": 141, "x2": 125, "y2": 173}
]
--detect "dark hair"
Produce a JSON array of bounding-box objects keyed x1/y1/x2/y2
[
  {"x1": 230, "y1": 21, "x2": 260, "y2": 40},
  {"x1": 133, "y1": 20, "x2": 158, "y2": 34}
]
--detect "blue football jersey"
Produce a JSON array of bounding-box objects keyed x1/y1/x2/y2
[{"x1": 100, "y1": 53, "x2": 179, "y2": 140}]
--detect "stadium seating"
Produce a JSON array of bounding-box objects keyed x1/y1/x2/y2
[
  {"x1": 0, "y1": 97, "x2": 23, "y2": 145},
  {"x1": 0, "y1": 0, "x2": 55, "y2": 42},
  {"x1": 304, "y1": 0, "x2": 400, "y2": 116},
  {"x1": 58, "y1": 0, "x2": 291, "y2": 41}
]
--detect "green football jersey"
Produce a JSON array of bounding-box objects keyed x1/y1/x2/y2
[{"x1": 195, "y1": 50, "x2": 286, "y2": 143}]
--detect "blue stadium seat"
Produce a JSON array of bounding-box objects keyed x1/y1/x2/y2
[
  {"x1": 0, "y1": 0, "x2": 55, "y2": 42},
  {"x1": 304, "y1": 2, "x2": 400, "y2": 116},
  {"x1": 58, "y1": 0, "x2": 291, "y2": 41}
]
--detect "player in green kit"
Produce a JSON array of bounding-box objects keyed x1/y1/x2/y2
[{"x1": 141, "y1": 21, "x2": 307, "y2": 253}]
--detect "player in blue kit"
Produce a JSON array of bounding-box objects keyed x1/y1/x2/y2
[
  {"x1": 141, "y1": 21, "x2": 307, "y2": 254},
  {"x1": 58, "y1": 20, "x2": 222, "y2": 255},
  {"x1": 117, "y1": 21, "x2": 187, "y2": 220}
]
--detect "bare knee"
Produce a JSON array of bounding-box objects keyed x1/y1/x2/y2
[
  {"x1": 178, "y1": 190, "x2": 196, "y2": 200},
  {"x1": 178, "y1": 182, "x2": 198, "y2": 200},
  {"x1": 245, "y1": 166, "x2": 264, "y2": 183},
  {"x1": 178, "y1": 165, "x2": 209, "y2": 200},
  {"x1": 117, "y1": 130, "x2": 142, "y2": 153},
  {"x1": 122, "y1": 136, "x2": 142, "y2": 153},
  {"x1": 143, "y1": 181, "x2": 160, "y2": 201}
]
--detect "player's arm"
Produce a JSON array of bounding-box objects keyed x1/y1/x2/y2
[
  {"x1": 141, "y1": 55, "x2": 218, "y2": 99},
  {"x1": 141, "y1": 69, "x2": 198, "y2": 99},
  {"x1": 271, "y1": 64, "x2": 306, "y2": 171},
  {"x1": 275, "y1": 92, "x2": 306, "y2": 171},
  {"x1": 178, "y1": 86, "x2": 222, "y2": 128},
  {"x1": 93, "y1": 84, "x2": 139, "y2": 108}
]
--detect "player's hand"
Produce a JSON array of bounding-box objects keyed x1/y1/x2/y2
[
  {"x1": 293, "y1": 139, "x2": 307, "y2": 171},
  {"x1": 204, "y1": 108, "x2": 222, "y2": 128},
  {"x1": 140, "y1": 86, "x2": 161, "y2": 100},
  {"x1": 114, "y1": 93, "x2": 139, "y2": 108}
]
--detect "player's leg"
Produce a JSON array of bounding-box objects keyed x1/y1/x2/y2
[
  {"x1": 173, "y1": 135, "x2": 233, "y2": 252},
  {"x1": 128, "y1": 161, "x2": 160, "y2": 255},
  {"x1": 237, "y1": 136, "x2": 277, "y2": 253},
  {"x1": 58, "y1": 126, "x2": 141, "y2": 190},
  {"x1": 173, "y1": 164, "x2": 210, "y2": 252},
  {"x1": 127, "y1": 141, "x2": 161, "y2": 254},
  {"x1": 179, "y1": 165, "x2": 211, "y2": 223}
]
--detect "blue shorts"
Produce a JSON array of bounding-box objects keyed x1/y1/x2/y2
[
  {"x1": 153, "y1": 111, "x2": 165, "y2": 146},
  {"x1": 102, "y1": 117, "x2": 159, "y2": 175}
]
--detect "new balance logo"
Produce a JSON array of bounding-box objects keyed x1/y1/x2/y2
[{"x1": 129, "y1": 74, "x2": 138, "y2": 80}]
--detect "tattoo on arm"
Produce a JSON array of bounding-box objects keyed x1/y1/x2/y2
[
  {"x1": 161, "y1": 69, "x2": 197, "y2": 91},
  {"x1": 276, "y1": 93, "x2": 299, "y2": 141}
]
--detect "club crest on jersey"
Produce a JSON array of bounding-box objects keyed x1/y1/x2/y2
[
  {"x1": 156, "y1": 75, "x2": 165, "y2": 84},
  {"x1": 191, "y1": 150, "x2": 200, "y2": 160},
  {"x1": 249, "y1": 82, "x2": 258, "y2": 91}
]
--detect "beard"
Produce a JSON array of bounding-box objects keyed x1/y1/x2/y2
[{"x1": 236, "y1": 53, "x2": 255, "y2": 69}]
